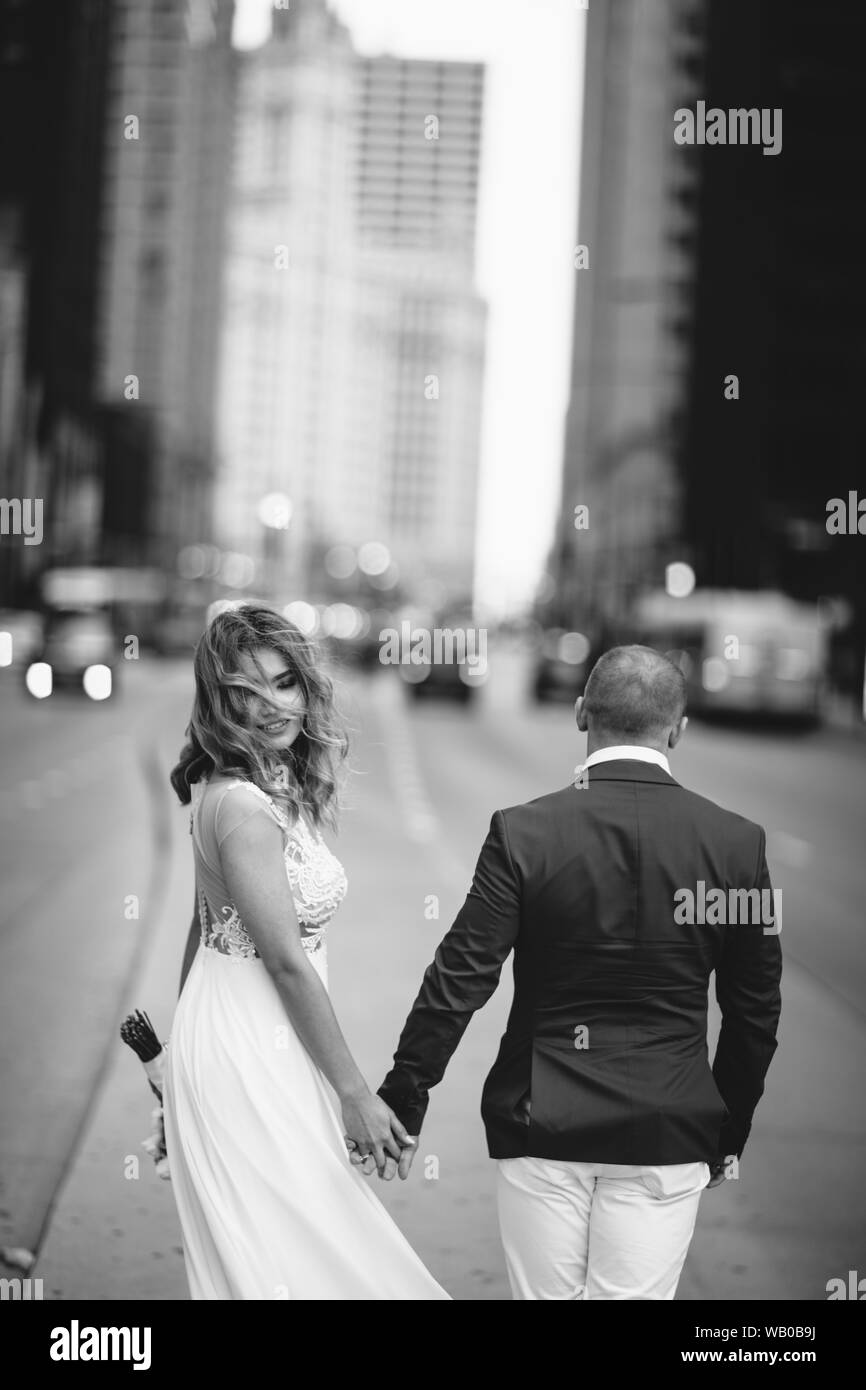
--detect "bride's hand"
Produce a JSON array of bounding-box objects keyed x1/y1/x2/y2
[
  {"x1": 341, "y1": 1090, "x2": 406, "y2": 1178},
  {"x1": 347, "y1": 1128, "x2": 417, "y2": 1180},
  {"x1": 346, "y1": 1140, "x2": 378, "y2": 1177}
]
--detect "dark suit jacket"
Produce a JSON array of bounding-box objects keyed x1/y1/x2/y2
[{"x1": 378, "y1": 760, "x2": 782, "y2": 1164}]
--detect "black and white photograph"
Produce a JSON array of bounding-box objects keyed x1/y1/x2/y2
[{"x1": 0, "y1": 0, "x2": 863, "y2": 1349}]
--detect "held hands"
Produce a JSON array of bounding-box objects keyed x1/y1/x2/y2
[
  {"x1": 346, "y1": 1134, "x2": 417, "y2": 1181},
  {"x1": 341, "y1": 1089, "x2": 417, "y2": 1181}
]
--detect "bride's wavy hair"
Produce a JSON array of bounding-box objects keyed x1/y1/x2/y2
[{"x1": 169, "y1": 602, "x2": 349, "y2": 831}]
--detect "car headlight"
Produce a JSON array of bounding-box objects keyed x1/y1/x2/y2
[
  {"x1": 25, "y1": 662, "x2": 53, "y2": 698},
  {"x1": 83, "y1": 664, "x2": 113, "y2": 700},
  {"x1": 701, "y1": 657, "x2": 730, "y2": 692}
]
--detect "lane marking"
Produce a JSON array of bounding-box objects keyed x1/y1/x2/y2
[{"x1": 375, "y1": 675, "x2": 467, "y2": 883}]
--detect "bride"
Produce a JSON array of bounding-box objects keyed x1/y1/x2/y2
[{"x1": 163, "y1": 601, "x2": 450, "y2": 1300}]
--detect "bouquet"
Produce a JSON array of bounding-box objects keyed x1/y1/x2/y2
[{"x1": 120, "y1": 1009, "x2": 171, "y2": 1181}]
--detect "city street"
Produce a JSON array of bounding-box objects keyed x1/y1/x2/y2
[{"x1": 2, "y1": 640, "x2": 864, "y2": 1301}]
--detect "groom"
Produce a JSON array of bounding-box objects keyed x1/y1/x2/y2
[{"x1": 371, "y1": 645, "x2": 782, "y2": 1299}]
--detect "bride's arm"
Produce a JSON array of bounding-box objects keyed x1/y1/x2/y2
[{"x1": 219, "y1": 808, "x2": 409, "y2": 1175}]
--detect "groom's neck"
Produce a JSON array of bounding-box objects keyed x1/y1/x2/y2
[{"x1": 585, "y1": 731, "x2": 670, "y2": 758}]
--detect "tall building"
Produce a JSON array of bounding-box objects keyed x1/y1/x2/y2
[
  {"x1": 353, "y1": 55, "x2": 482, "y2": 277},
  {"x1": 213, "y1": 2, "x2": 487, "y2": 606},
  {"x1": 0, "y1": 204, "x2": 27, "y2": 507},
  {"x1": 95, "y1": 0, "x2": 236, "y2": 569},
  {"x1": 213, "y1": 0, "x2": 357, "y2": 594},
  {"x1": 547, "y1": 0, "x2": 705, "y2": 633},
  {"x1": 678, "y1": 0, "x2": 865, "y2": 696},
  {"x1": 0, "y1": 0, "x2": 235, "y2": 604},
  {"x1": 352, "y1": 55, "x2": 487, "y2": 603},
  {"x1": 0, "y1": 0, "x2": 113, "y2": 600},
  {"x1": 549, "y1": 0, "x2": 864, "y2": 700}
]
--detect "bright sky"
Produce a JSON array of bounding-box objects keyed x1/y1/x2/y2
[{"x1": 234, "y1": 0, "x2": 585, "y2": 617}]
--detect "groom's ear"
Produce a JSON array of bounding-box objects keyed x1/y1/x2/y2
[
  {"x1": 668, "y1": 715, "x2": 687, "y2": 749},
  {"x1": 575, "y1": 696, "x2": 588, "y2": 732}
]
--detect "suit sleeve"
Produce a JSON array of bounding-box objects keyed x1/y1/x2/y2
[
  {"x1": 711, "y1": 827, "x2": 782, "y2": 1159},
  {"x1": 377, "y1": 810, "x2": 522, "y2": 1135}
]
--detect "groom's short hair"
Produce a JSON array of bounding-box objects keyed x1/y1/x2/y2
[{"x1": 583, "y1": 645, "x2": 686, "y2": 741}]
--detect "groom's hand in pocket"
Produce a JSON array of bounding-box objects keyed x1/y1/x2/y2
[{"x1": 706, "y1": 1155, "x2": 736, "y2": 1188}]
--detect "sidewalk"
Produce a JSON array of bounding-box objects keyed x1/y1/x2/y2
[{"x1": 36, "y1": 726, "x2": 192, "y2": 1300}]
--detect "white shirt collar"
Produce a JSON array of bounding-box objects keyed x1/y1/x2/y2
[{"x1": 581, "y1": 745, "x2": 671, "y2": 775}]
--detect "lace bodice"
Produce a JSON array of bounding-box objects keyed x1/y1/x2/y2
[{"x1": 190, "y1": 777, "x2": 348, "y2": 964}]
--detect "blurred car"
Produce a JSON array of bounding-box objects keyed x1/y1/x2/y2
[
  {"x1": 356, "y1": 607, "x2": 399, "y2": 669},
  {"x1": 629, "y1": 589, "x2": 827, "y2": 723},
  {"x1": 154, "y1": 604, "x2": 208, "y2": 656},
  {"x1": 397, "y1": 610, "x2": 488, "y2": 704},
  {"x1": 0, "y1": 608, "x2": 44, "y2": 670},
  {"x1": 30, "y1": 607, "x2": 118, "y2": 696},
  {"x1": 322, "y1": 605, "x2": 393, "y2": 670},
  {"x1": 531, "y1": 628, "x2": 594, "y2": 703}
]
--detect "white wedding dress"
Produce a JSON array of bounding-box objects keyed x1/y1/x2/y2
[{"x1": 162, "y1": 773, "x2": 450, "y2": 1300}]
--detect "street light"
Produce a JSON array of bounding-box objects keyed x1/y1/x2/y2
[
  {"x1": 358, "y1": 542, "x2": 390, "y2": 576},
  {"x1": 665, "y1": 562, "x2": 696, "y2": 599},
  {"x1": 257, "y1": 493, "x2": 292, "y2": 530},
  {"x1": 257, "y1": 493, "x2": 293, "y2": 598}
]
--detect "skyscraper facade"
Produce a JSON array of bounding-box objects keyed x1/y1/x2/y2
[
  {"x1": 0, "y1": 0, "x2": 236, "y2": 601},
  {"x1": 213, "y1": 2, "x2": 487, "y2": 606},
  {"x1": 550, "y1": 0, "x2": 704, "y2": 635},
  {"x1": 353, "y1": 54, "x2": 486, "y2": 603}
]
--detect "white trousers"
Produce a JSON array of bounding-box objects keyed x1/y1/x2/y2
[{"x1": 496, "y1": 1155, "x2": 710, "y2": 1300}]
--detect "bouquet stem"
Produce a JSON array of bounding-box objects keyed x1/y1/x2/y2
[{"x1": 120, "y1": 1009, "x2": 170, "y2": 1180}]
